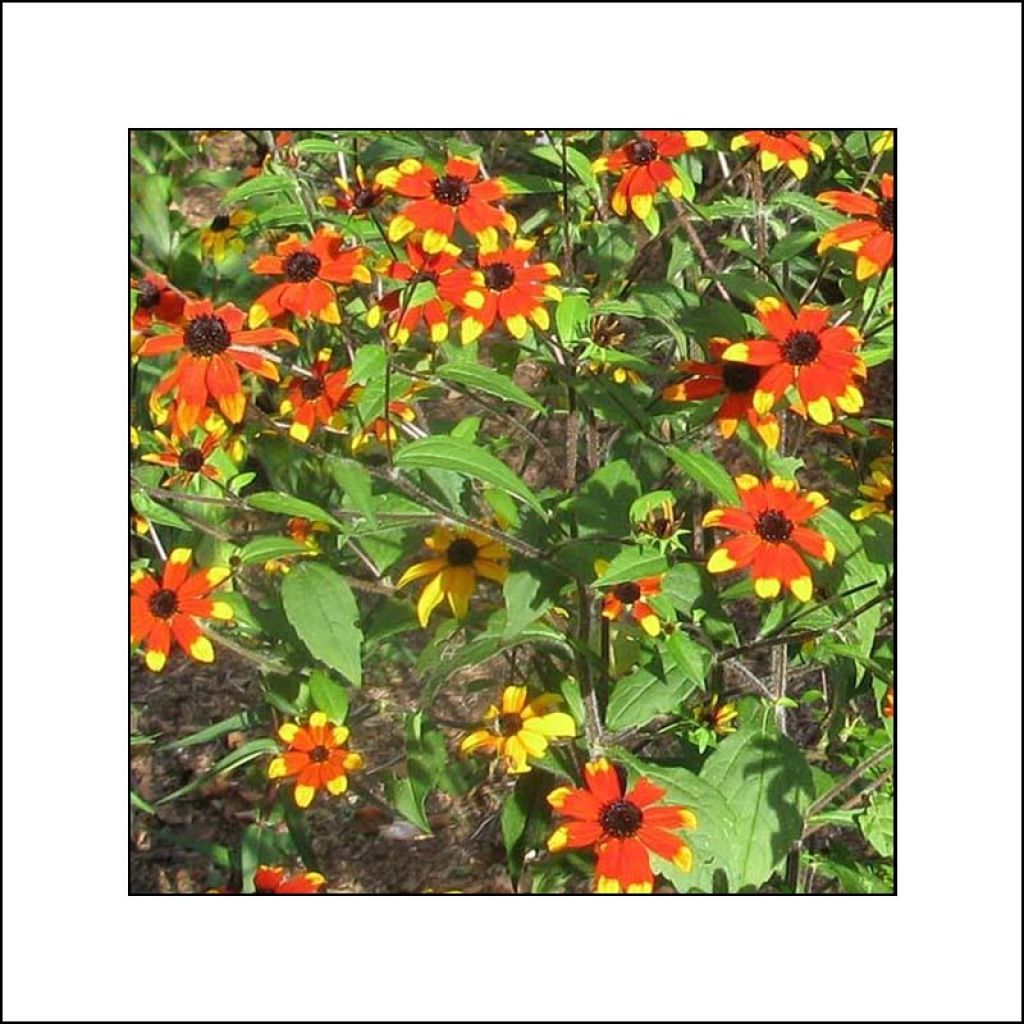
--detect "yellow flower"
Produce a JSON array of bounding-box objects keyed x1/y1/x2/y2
[
  {"x1": 694, "y1": 695, "x2": 739, "y2": 736},
  {"x1": 851, "y1": 457, "x2": 894, "y2": 521},
  {"x1": 200, "y1": 210, "x2": 255, "y2": 262},
  {"x1": 460, "y1": 685, "x2": 576, "y2": 773},
  {"x1": 396, "y1": 526, "x2": 509, "y2": 626}
]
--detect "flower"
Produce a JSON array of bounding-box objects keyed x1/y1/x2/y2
[
  {"x1": 882, "y1": 686, "x2": 894, "y2": 718},
  {"x1": 730, "y1": 131, "x2": 825, "y2": 179},
  {"x1": 586, "y1": 314, "x2": 643, "y2": 383},
  {"x1": 280, "y1": 347, "x2": 360, "y2": 443},
  {"x1": 132, "y1": 272, "x2": 184, "y2": 330},
  {"x1": 375, "y1": 155, "x2": 515, "y2": 253},
  {"x1": 593, "y1": 130, "x2": 708, "y2": 219},
  {"x1": 704, "y1": 474, "x2": 835, "y2": 601},
  {"x1": 252, "y1": 866, "x2": 326, "y2": 894},
  {"x1": 851, "y1": 457, "x2": 894, "y2": 521},
  {"x1": 319, "y1": 166, "x2": 385, "y2": 215},
  {"x1": 460, "y1": 685, "x2": 576, "y2": 773},
  {"x1": 721, "y1": 297, "x2": 865, "y2": 426},
  {"x1": 249, "y1": 228, "x2": 371, "y2": 326},
  {"x1": 268, "y1": 711, "x2": 363, "y2": 809},
  {"x1": 634, "y1": 496, "x2": 685, "y2": 545},
  {"x1": 130, "y1": 548, "x2": 233, "y2": 671},
  {"x1": 350, "y1": 397, "x2": 417, "y2": 452},
  {"x1": 140, "y1": 430, "x2": 221, "y2": 487},
  {"x1": 872, "y1": 130, "x2": 894, "y2": 154},
  {"x1": 663, "y1": 338, "x2": 781, "y2": 448},
  {"x1": 396, "y1": 526, "x2": 510, "y2": 627},
  {"x1": 693, "y1": 695, "x2": 739, "y2": 736},
  {"x1": 595, "y1": 559, "x2": 664, "y2": 637},
  {"x1": 262, "y1": 517, "x2": 329, "y2": 575},
  {"x1": 139, "y1": 299, "x2": 296, "y2": 433},
  {"x1": 547, "y1": 758, "x2": 697, "y2": 894},
  {"x1": 199, "y1": 210, "x2": 255, "y2": 262},
  {"x1": 454, "y1": 240, "x2": 562, "y2": 343},
  {"x1": 817, "y1": 174, "x2": 894, "y2": 280}
]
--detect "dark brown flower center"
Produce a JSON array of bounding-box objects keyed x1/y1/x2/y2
[
  {"x1": 782, "y1": 330, "x2": 821, "y2": 366},
  {"x1": 884, "y1": 491, "x2": 894, "y2": 513},
  {"x1": 300, "y1": 375, "x2": 325, "y2": 400},
  {"x1": 755, "y1": 509, "x2": 794, "y2": 543},
  {"x1": 432, "y1": 175, "x2": 470, "y2": 206},
  {"x1": 446, "y1": 537, "x2": 478, "y2": 567},
  {"x1": 178, "y1": 447, "x2": 205, "y2": 473},
  {"x1": 627, "y1": 138, "x2": 658, "y2": 165},
  {"x1": 651, "y1": 516, "x2": 673, "y2": 538},
  {"x1": 309, "y1": 745, "x2": 330, "y2": 763},
  {"x1": 600, "y1": 799, "x2": 643, "y2": 838},
  {"x1": 148, "y1": 588, "x2": 179, "y2": 619},
  {"x1": 285, "y1": 250, "x2": 322, "y2": 283},
  {"x1": 613, "y1": 581, "x2": 642, "y2": 605},
  {"x1": 184, "y1": 314, "x2": 231, "y2": 356},
  {"x1": 483, "y1": 263, "x2": 516, "y2": 291},
  {"x1": 764, "y1": 130, "x2": 793, "y2": 138},
  {"x1": 495, "y1": 713, "x2": 522, "y2": 737},
  {"x1": 352, "y1": 186, "x2": 380, "y2": 211},
  {"x1": 879, "y1": 198, "x2": 895, "y2": 233},
  {"x1": 211, "y1": 213, "x2": 231, "y2": 232},
  {"x1": 722, "y1": 362, "x2": 761, "y2": 392},
  {"x1": 136, "y1": 280, "x2": 161, "y2": 309}
]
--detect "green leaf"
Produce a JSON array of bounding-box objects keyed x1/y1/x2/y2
[
  {"x1": 859, "y1": 790, "x2": 893, "y2": 857},
  {"x1": 158, "y1": 709, "x2": 266, "y2": 750},
  {"x1": 225, "y1": 173, "x2": 297, "y2": 204},
  {"x1": 131, "y1": 175, "x2": 172, "y2": 262},
  {"x1": 717, "y1": 272, "x2": 778, "y2": 304},
  {"x1": 501, "y1": 772, "x2": 551, "y2": 889},
  {"x1": 384, "y1": 713, "x2": 448, "y2": 834},
  {"x1": 503, "y1": 568, "x2": 560, "y2": 637},
  {"x1": 131, "y1": 490, "x2": 191, "y2": 531},
  {"x1": 606, "y1": 663, "x2": 687, "y2": 730},
  {"x1": 768, "y1": 230, "x2": 819, "y2": 263},
  {"x1": 237, "y1": 536, "x2": 309, "y2": 565},
  {"x1": 308, "y1": 670, "x2": 350, "y2": 723},
  {"x1": 595, "y1": 548, "x2": 668, "y2": 587},
  {"x1": 770, "y1": 191, "x2": 845, "y2": 229},
  {"x1": 661, "y1": 564, "x2": 704, "y2": 613},
  {"x1": 247, "y1": 491, "x2": 343, "y2": 529},
  {"x1": 501, "y1": 173, "x2": 562, "y2": 194},
  {"x1": 569, "y1": 459, "x2": 641, "y2": 537},
  {"x1": 555, "y1": 292, "x2": 591, "y2": 345},
  {"x1": 814, "y1": 506, "x2": 862, "y2": 557},
  {"x1": 326, "y1": 456, "x2": 376, "y2": 524},
  {"x1": 281, "y1": 563, "x2": 363, "y2": 686},
  {"x1": 665, "y1": 632, "x2": 710, "y2": 687},
  {"x1": 436, "y1": 362, "x2": 544, "y2": 413},
  {"x1": 156, "y1": 738, "x2": 278, "y2": 804},
  {"x1": 130, "y1": 790, "x2": 156, "y2": 815},
  {"x1": 667, "y1": 447, "x2": 739, "y2": 504}
]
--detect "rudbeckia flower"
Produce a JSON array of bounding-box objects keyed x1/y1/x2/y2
[
  {"x1": 817, "y1": 174, "x2": 894, "y2": 280},
  {"x1": 634, "y1": 496, "x2": 685, "y2": 545},
  {"x1": 460, "y1": 685, "x2": 576, "y2": 774},
  {"x1": 693, "y1": 695, "x2": 739, "y2": 736},
  {"x1": 140, "y1": 299, "x2": 296, "y2": 434},
  {"x1": 268, "y1": 711, "x2": 363, "y2": 809},
  {"x1": 721, "y1": 297, "x2": 866, "y2": 426},
  {"x1": 851, "y1": 457, "x2": 894, "y2": 521},
  {"x1": 140, "y1": 430, "x2": 221, "y2": 487},
  {"x1": 731, "y1": 130, "x2": 825, "y2": 179},
  {"x1": 262, "y1": 517, "x2": 329, "y2": 575},
  {"x1": 350, "y1": 397, "x2": 417, "y2": 453},
  {"x1": 319, "y1": 166, "x2": 385, "y2": 216},
  {"x1": 252, "y1": 866, "x2": 325, "y2": 894},
  {"x1": 663, "y1": 338, "x2": 781, "y2": 448},
  {"x1": 396, "y1": 526, "x2": 510, "y2": 627},
  {"x1": 376, "y1": 155, "x2": 515, "y2": 253},
  {"x1": 547, "y1": 758, "x2": 697, "y2": 894},
  {"x1": 132, "y1": 272, "x2": 184, "y2": 330},
  {"x1": 249, "y1": 228, "x2": 371, "y2": 326},
  {"x1": 594, "y1": 560, "x2": 664, "y2": 637},
  {"x1": 199, "y1": 210, "x2": 255, "y2": 262},
  {"x1": 453, "y1": 239, "x2": 562, "y2": 344},
  {"x1": 130, "y1": 548, "x2": 233, "y2": 671},
  {"x1": 593, "y1": 130, "x2": 709, "y2": 219},
  {"x1": 279, "y1": 347, "x2": 360, "y2": 443},
  {"x1": 704, "y1": 475, "x2": 835, "y2": 601},
  {"x1": 882, "y1": 686, "x2": 894, "y2": 718}
]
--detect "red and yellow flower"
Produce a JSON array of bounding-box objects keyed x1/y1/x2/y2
[
  {"x1": 595, "y1": 559, "x2": 664, "y2": 637},
  {"x1": 396, "y1": 526, "x2": 510, "y2": 627},
  {"x1": 252, "y1": 866, "x2": 326, "y2": 894},
  {"x1": 460, "y1": 685, "x2": 576, "y2": 774},
  {"x1": 140, "y1": 430, "x2": 221, "y2": 487},
  {"x1": 262, "y1": 517, "x2": 329, "y2": 575},
  {"x1": 132, "y1": 272, "x2": 184, "y2": 330},
  {"x1": 140, "y1": 299, "x2": 296, "y2": 433},
  {"x1": 249, "y1": 228, "x2": 371, "y2": 326},
  {"x1": 851, "y1": 457, "x2": 894, "y2": 521},
  {"x1": 547, "y1": 759, "x2": 697, "y2": 894},
  {"x1": 593, "y1": 130, "x2": 708, "y2": 219},
  {"x1": 817, "y1": 174, "x2": 894, "y2": 280},
  {"x1": 268, "y1": 711, "x2": 363, "y2": 809},
  {"x1": 130, "y1": 548, "x2": 233, "y2": 671},
  {"x1": 704, "y1": 475, "x2": 835, "y2": 602},
  {"x1": 199, "y1": 210, "x2": 255, "y2": 262},
  {"x1": 731, "y1": 131, "x2": 825, "y2": 179},
  {"x1": 882, "y1": 686, "x2": 894, "y2": 719},
  {"x1": 663, "y1": 338, "x2": 781, "y2": 448},
  {"x1": 279, "y1": 347, "x2": 360, "y2": 443},
  {"x1": 376, "y1": 156, "x2": 515, "y2": 253},
  {"x1": 319, "y1": 166, "x2": 385, "y2": 216},
  {"x1": 350, "y1": 397, "x2": 417, "y2": 453},
  {"x1": 693, "y1": 695, "x2": 739, "y2": 736},
  {"x1": 721, "y1": 297, "x2": 865, "y2": 426}
]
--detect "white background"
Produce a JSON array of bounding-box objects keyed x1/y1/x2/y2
[{"x1": 2, "y1": 2, "x2": 1021, "y2": 1021}]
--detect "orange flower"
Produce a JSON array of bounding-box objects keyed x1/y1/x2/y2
[
  {"x1": 817, "y1": 174, "x2": 894, "y2": 280},
  {"x1": 663, "y1": 338, "x2": 780, "y2": 448},
  {"x1": 721, "y1": 297, "x2": 865, "y2": 426},
  {"x1": 140, "y1": 299, "x2": 296, "y2": 433},
  {"x1": 268, "y1": 711, "x2": 363, "y2": 809},
  {"x1": 140, "y1": 430, "x2": 221, "y2": 487},
  {"x1": 882, "y1": 686, "x2": 894, "y2": 719},
  {"x1": 132, "y1": 272, "x2": 184, "y2": 330},
  {"x1": 130, "y1": 548, "x2": 233, "y2": 671},
  {"x1": 253, "y1": 866, "x2": 325, "y2": 894},
  {"x1": 280, "y1": 347, "x2": 360, "y2": 442},
  {"x1": 376, "y1": 156, "x2": 515, "y2": 253},
  {"x1": 594, "y1": 560, "x2": 664, "y2": 637},
  {"x1": 249, "y1": 228, "x2": 371, "y2": 326},
  {"x1": 593, "y1": 130, "x2": 708, "y2": 219},
  {"x1": 547, "y1": 759, "x2": 697, "y2": 894},
  {"x1": 731, "y1": 131, "x2": 825, "y2": 179},
  {"x1": 704, "y1": 475, "x2": 835, "y2": 602},
  {"x1": 350, "y1": 396, "x2": 418, "y2": 453},
  {"x1": 320, "y1": 166, "x2": 385, "y2": 216}
]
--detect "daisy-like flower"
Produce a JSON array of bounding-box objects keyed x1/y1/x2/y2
[
  {"x1": 249, "y1": 228, "x2": 371, "y2": 327},
  {"x1": 140, "y1": 299, "x2": 296, "y2": 433},
  {"x1": 454, "y1": 239, "x2": 562, "y2": 344},
  {"x1": 731, "y1": 130, "x2": 825, "y2": 179},
  {"x1": 547, "y1": 758, "x2": 697, "y2": 894},
  {"x1": 663, "y1": 338, "x2": 781, "y2": 449},
  {"x1": 252, "y1": 866, "x2": 326, "y2": 894},
  {"x1": 140, "y1": 430, "x2": 221, "y2": 487},
  {"x1": 634, "y1": 496, "x2": 685, "y2": 545},
  {"x1": 595, "y1": 559, "x2": 664, "y2": 637},
  {"x1": 721, "y1": 297, "x2": 865, "y2": 426},
  {"x1": 262, "y1": 517, "x2": 329, "y2": 575},
  {"x1": 704, "y1": 474, "x2": 836, "y2": 601},
  {"x1": 350, "y1": 397, "x2": 417, "y2": 453},
  {"x1": 396, "y1": 526, "x2": 510, "y2": 627},
  {"x1": 851, "y1": 457, "x2": 894, "y2": 521},
  {"x1": 593, "y1": 130, "x2": 709, "y2": 220},
  {"x1": 817, "y1": 174, "x2": 894, "y2": 280},
  {"x1": 199, "y1": 210, "x2": 255, "y2": 262},
  {"x1": 268, "y1": 711, "x2": 363, "y2": 809},
  {"x1": 132, "y1": 272, "x2": 184, "y2": 330},
  {"x1": 693, "y1": 695, "x2": 739, "y2": 736},
  {"x1": 376, "y1": 155, "x2": 515, "y2": 254},
  {"x1": 279, "y1": 347, "x2": 360, "y2": 443},
  {"x1": 130, "y1": 548, "x2": 233, "y2": 671},
  {"x1": 882, "y1": 686, "x2": 894, "y2": 718},
  {"x1": 460, "y1": 685, "x2": 576, "y2": 774},
  {"x1": 319, "y1": 166, "x2": 385, "y2": 216}
]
